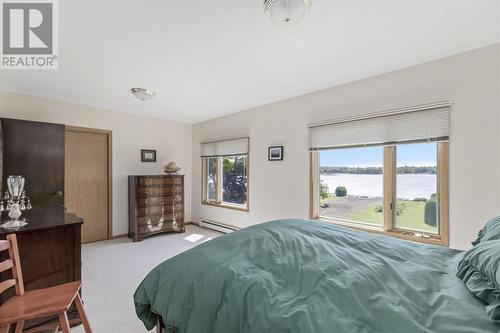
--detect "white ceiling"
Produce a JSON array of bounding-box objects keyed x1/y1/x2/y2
[{"x1": 1, "y1": 0, "x2": 499, "y2": 124}]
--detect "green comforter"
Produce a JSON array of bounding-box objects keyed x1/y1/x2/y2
[{"x1": 134, "y1": 219, "x2": 500, "y2": 332}]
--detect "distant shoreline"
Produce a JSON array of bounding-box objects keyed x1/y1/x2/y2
[{"x1": 320, "y1": 166, "x2": 436, "y2": 175}]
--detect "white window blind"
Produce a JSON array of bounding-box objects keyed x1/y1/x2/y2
[
  {"x1": 201, "y1": 137, "x2": 249, "y2": 157},
  {"x1": 309, "y1": 104, "x2": 450, "y2": 150}
]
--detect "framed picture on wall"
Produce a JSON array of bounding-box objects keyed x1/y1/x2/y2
[
  {"x1": 141, "y1": 149, "x2": 157, "y2": 162},
  {"x1": 268, "y1": 146, "x2": 284, "y2": 161}
]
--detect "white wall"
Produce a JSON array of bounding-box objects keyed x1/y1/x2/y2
[
  {"x1": 0, "y1": 92, "x2": 192, "y2": 236},
  {"x1": 192, "y1": 44, "x2": 500, "y2": 250}
]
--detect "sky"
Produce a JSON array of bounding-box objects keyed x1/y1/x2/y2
[{"x1": 320, "y1": 143, "x2": 437, "y2": 167}]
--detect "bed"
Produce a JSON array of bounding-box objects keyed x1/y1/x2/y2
[{"x1": 134, "y1": 219, "x2": 500, "y2": 333}]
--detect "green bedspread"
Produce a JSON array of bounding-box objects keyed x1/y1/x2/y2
[{"x1": 134, "y1": 219, "x2": 500, "y2": 332}]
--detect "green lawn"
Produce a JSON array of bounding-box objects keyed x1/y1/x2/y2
[
  {"x1": 348, "y1": 200, "x2": 438, "y2": 233},
  {"x1": 347, "y1": 203, "x2": 383, "y2": 226}
]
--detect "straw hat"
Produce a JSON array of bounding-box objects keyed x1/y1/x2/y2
[{"x1": 164, "y1": 161, "x2": 181, "y2": 173}]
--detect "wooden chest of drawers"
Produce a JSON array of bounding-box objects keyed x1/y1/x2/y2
[{"x1": 128, "y1": 175, "x2": 185, "y2": 242}]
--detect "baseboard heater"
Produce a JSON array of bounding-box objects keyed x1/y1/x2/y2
[{"x1": 199, "y1": 219, "x2": 239, "y2": 234}]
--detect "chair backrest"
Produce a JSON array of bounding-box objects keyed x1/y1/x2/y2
[{"x1": 0, "y1": 234, "x2": 24, "y2": 297}]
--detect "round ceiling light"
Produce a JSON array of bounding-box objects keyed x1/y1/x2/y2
[
  {"x1": 264, "y1": 0, "x2": 312, "y2": 26},
  {"x1": 130, "y1": 88, "x2": 156, "y2": 101}
]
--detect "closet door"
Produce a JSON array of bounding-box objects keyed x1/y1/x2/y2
[
  {"x1": 65, "y1": 128, "x2": 110, "y2": 243},
  {"x1": 1, "y1": 118, "x2": 65, "y2": 207}
]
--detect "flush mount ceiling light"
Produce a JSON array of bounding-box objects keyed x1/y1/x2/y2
[
  {"x1": 264, "y1": 0, "x2": 312, "y2": 26},
  {"x1": 130, "y1": 88, "x2": 156, "y2": 101}
]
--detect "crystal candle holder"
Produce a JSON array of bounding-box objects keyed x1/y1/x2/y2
[{"x1": 1, "y1": 176, "x2": 31, "y2": 228}]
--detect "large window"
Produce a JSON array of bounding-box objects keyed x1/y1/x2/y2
[
  {"x1": 201, "y1": 138, "x2": 249, "y2": 211},
  {"x1": 313, "y1": 142, "x2": 448, "y2": 244},
  {"x1": 309, "y1": 104, "x2": 450, "y2": 245}
]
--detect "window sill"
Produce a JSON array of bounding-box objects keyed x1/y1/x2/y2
[
  {"x1": 202, "y1": 201, "x2": 249, "y2": 212},
  {"x1": 317, "y1": 217, "x2": 448, "y2": 247}
]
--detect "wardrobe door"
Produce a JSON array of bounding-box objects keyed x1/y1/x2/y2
[{"x1": 1, "y1": 118, "x2": 65, "y2": 207}]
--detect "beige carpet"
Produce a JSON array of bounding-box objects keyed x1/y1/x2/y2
[{"x1": 72, "y1": 225, "x2": 221, "y2": 333}]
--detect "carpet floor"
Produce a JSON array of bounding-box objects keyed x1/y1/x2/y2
[{"x1": 72, "y1": 225, "x2": 221, "y2": 333}]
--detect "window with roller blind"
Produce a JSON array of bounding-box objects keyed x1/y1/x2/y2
[
  {"x1": 201, "y1": 137, "x2": 249, "y2": 211},
  {"x1": 309, "y1": 103, "x2": 450, "y2": 245}
]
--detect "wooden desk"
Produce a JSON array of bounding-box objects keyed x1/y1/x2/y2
[{"x1": 0, "y1": 206, "x2": 83, "y2": 330}]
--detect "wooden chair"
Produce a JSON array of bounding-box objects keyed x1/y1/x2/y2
[{"x1": 0, "y1": 234, "x2": 92, "y2": 333}]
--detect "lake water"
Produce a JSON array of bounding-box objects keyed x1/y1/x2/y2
[{"x1": 321, "y1": 174, "x2": 437, "y2": 200}]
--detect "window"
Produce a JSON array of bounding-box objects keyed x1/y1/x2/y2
[
  {"x1": 394, "y1": 142, "x2": 438, "y2": 234},
  {"x1": 206, "y1": 157, "x2": 218, "y2": 202},
  {"x1": 201, "y1": 138, "x2": 249, "y2": 211},
  {"x1": 319, "y1": 146, "x2": 384, "y2": 226},
  {"x1": 312, "y1": 142, "x2": 448, "y2": 244},
  {"x1": 309, "y1": 104, "x2": 450, "y2": 245},
  {"x1": 222, "y1": 155, "x2": 248, "y2": 206},
  {"x1": 202, "y1": 155, "x2": 248, "y2": 210}
]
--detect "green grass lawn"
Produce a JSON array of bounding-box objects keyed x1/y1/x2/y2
[
  {"x1": 348, "y1": 200, "x2": 438, "y2": 233},
  {"x1": 347, "y1": 204, "x2": 384, "y2": 226}
]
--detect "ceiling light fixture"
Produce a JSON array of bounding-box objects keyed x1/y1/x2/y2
[
  {"x1": 264, "y1": 0, "x2": 312, "y2": 26},
  {"x1": 130, "y1": 88, "x2": 156, "y2": 101}
]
